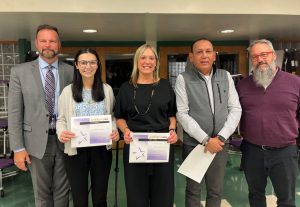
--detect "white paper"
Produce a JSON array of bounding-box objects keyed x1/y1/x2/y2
[
  {"x1": 129, "y1": 133, "x2": 170, "y2": 163},
  {"x1": 178, "y1": 144, "x2": 216, "y2": 183},
  {"x1": 71, "y1": 115, "x2": 112, "y2": 148}
]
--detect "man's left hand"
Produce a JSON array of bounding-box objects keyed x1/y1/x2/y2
[{"x1": 204, "y1": 136, "x2": 224, "y2": 153}]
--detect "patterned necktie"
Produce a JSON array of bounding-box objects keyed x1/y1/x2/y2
[{"x1": 45, "y1": 65, "x2": 55, "y2": 121}]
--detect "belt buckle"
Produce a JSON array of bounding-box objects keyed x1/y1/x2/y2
[{"x1": 261, "y1": 145, "x2": 268, "y2": 150}]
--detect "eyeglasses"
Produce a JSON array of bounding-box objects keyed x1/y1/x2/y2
[
  {"x1": 250, "y1": 51, "x2": 273, "y2": 61},
  {"x1": 78, "y1": 60, "x2": 98, "y2": 67}
]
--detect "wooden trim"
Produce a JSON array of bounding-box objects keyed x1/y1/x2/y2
[
  {"x1": 0, "y1": 41, "x2": 17, "y2": 44},
  {"x1": 158, "y1": 40, "x2": 249, "y2": 47},
  {"x1": 61, "y1": 46, "x2": 139, "y2": 82},
  {"x1": 159, "y1": 45, "x2": 248, "y2": 77},
  {"x1": 62, "y1": 41, "x2": 145, "y2": 47},
  {"x1": 214, "y1": 45, "x2": 248, "y2": 76},
  {"x1": 159, "y1": 46, "x2": 190, "y2": 79}
]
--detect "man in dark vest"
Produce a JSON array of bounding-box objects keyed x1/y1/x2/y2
[
  {"x1": 175, "y1": 38, "x2": 241, "y2": 207},
  {"x1": 237, "y1": 39, "x2": 300, "y2": 207}
]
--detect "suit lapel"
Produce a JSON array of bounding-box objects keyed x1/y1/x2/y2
[
  {"x1": 58, "y1": 62, "x2": 65, "y2": 94},
  {"x1": 31, "y1": 59, "x2": 47, "y2": 105}
]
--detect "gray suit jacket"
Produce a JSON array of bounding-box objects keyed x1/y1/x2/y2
[{"x1": 8, "y1": 59, "x2": 73, "y2": 159}]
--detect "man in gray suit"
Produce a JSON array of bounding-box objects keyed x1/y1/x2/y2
[{"x1": 8, "y1": 24, "x2": 73, "y2": 207}]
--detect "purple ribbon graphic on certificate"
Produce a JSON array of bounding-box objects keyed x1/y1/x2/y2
[{"x1": 129, "y1": 133, "x2": 170, "y2": 163}]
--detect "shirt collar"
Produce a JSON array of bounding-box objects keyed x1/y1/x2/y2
[
  {"x1": 38, "y1": 56, "x2": 59, "y2": 70},
  {"x1": 198, "y1": 68, "x2": 213, "y2": 80}
]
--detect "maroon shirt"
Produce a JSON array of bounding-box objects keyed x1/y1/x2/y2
[{"x1": 237, "y1": 70, "x2": 300, "y2": 147}]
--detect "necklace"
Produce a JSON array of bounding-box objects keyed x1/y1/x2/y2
[{"x1": 133, "y1": 83, "x2": 157, "y2": 116}]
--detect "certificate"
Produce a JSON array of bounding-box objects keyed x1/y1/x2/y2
[
  {"x1": 129, "y1": 133, "x2": 170, "y2": 163},
  {"x1": 71, "y1": 115, "x2": 112, "y2": 148},
  {"x1": 178, "y1": 144, "x2": 216, "y2": 183}
]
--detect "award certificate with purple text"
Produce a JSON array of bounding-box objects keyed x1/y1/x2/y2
[
  {"x1": 71, "y1": 115, "x2": 112, "y2": 148},
  {"x1": 129, "y1": 133, "x2": 170, "y2": 163}
]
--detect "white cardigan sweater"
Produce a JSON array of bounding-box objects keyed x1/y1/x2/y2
[{"x1": 56, "y1": 83, "x2": 117, "y2": 156}]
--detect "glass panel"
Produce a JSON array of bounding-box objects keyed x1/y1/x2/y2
[
  {"x1": 14, "y1": 43, "x2": 19, "y2": 54},
  {"x1": 3, "y1": 76, "x2": 10, "y2": 81},
  {"x1": 105, "y1": 54, "x2": 134, "y2": 96},
  {"x1": 3, "y1": 54, "x2": 14, "y2": 64},
  {"x1": 14, "y1": 54, "x2": 20, "y2": 64},
  {"x1": 218, "y1": 53, "x2": 239, "y2": 75},
  {"x1": 2, "y1": 43, "x2": 14, "y2": 53},
  {"x1": 168, "y1": 54, "x2": 188, "y2": 89},
  {"x1": 3, "y1": 65, "x2": 12, "y2": 76}
]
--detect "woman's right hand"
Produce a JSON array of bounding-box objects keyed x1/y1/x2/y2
[
  {"x1": 123, "y1": 128, "x2": 132, "y2": 144},
  {"x1": 59, "y1": 130, "x2": 76, "y2": 143}
]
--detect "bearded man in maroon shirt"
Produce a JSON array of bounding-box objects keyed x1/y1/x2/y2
[{"x1": 237, "y1": 39, "x2": 300, "y2": 207}]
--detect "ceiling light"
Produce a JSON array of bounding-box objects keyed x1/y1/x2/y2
[
  {"x1": 83, "y1": 29, "x2": 97, "y2": 33},
  {"x1": 221, "y1": 29, "x2": 234, "y2": 34}
]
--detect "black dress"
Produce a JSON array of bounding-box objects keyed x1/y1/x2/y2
[{"x1": 114, "y1": 78, "x2": 177, "y2": 207}]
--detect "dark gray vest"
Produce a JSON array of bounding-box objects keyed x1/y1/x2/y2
[{"x1": 181, "y1": 65, "x2": 229, "y2": 146}]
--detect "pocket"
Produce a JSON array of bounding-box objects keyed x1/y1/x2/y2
[{"x1": 23, "y1": 124, "x2": 32, "y2": 132}]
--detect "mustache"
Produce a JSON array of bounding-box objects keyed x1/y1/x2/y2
[
  {"x1": 255, "y1": 61, "x2": 269, "y2": 69},
  {"x1": 41, "y1": 49, "x2": 58, "y2": 55}
]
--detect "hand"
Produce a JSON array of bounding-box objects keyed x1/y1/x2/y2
[
  {"x1": 14, "y1": 150, "x2": 31, "y2": 171},
  {"x1": 59, "y1": 130, "x2": 76, "y2": 143},
  {"x1": 110, "y1": 129, "x2": 120, "y2": 142},
  {"x1": 123, "y1": 128, "x2": 132, "y2": 144},
  {"x1": 168, "y1": 130, "x2": 178, "y2": 144},
  {"x1": 204, "y1": 136, "x2": 224, "y2": 154}
]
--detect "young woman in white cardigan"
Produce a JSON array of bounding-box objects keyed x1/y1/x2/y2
[{"x1": 56, "y1": 48, "x2": 119, "y2": 207}]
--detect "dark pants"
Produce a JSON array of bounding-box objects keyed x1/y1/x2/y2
[
  {"x1": 29, "y1": 135, "x2": 70, "y2": 207},
  {"x1": 64, "y1": 146, "x2": 112, "y2": 207},
  {"x1": 183, "y1": 144, "x2": 229, "y2": 207},
  {"x1": 123, "y1": 144, "x2": 174, "y2": 207},
  {"x1": 241, "y1": 141, "x2": 298, "y2": 207}
]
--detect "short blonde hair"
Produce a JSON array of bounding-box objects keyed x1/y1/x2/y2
[{"x1": 130, "y1": 44, "x2": 160, "y2": 86}]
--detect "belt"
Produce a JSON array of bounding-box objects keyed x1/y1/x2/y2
[
  {"x1": 244, "y1": 140, "x2": 288, "y2": 151},
  {"x1": 48, "y1": 128, "x2": 56, "y2": 135}
]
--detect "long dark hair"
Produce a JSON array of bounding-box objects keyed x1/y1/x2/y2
[{"x1": 72, "y1": 48, "x2": 104, "y2": 102}]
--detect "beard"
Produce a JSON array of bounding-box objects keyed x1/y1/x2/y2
[
  {"x1": 252, "y1": 61, "x2": 277, "y2": 88},
  {"x1": 39, "y1": 49, "x2": 59, "y2": 59}
]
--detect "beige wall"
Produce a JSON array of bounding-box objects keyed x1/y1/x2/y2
[{"x1": 2, "y1": 0, "x2": 300, "y2": 15}]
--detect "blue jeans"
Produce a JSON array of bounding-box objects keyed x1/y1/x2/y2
[{"x1": 241, "y1": 141, "x2": 298, "y2": 207}]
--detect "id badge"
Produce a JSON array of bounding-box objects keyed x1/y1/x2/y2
[{"x1": 50, "y1": 114, "x2": 57, "y2": 130}]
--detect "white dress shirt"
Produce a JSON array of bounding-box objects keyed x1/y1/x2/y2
[{"x1": 175, "y1": 69, "x2": 242, "y2": 144}]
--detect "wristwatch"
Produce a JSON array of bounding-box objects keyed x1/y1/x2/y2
[
  {"x1": 218, "y1": 135, "x2": 226, "y2": 142},
  {"x1": 169, "y1": 128, "x2": 176, "y2": 132}
]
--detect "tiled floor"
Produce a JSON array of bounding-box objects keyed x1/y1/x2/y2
[{"x1": 1, "y1": 147, "x2": 300, "y2": 207}]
